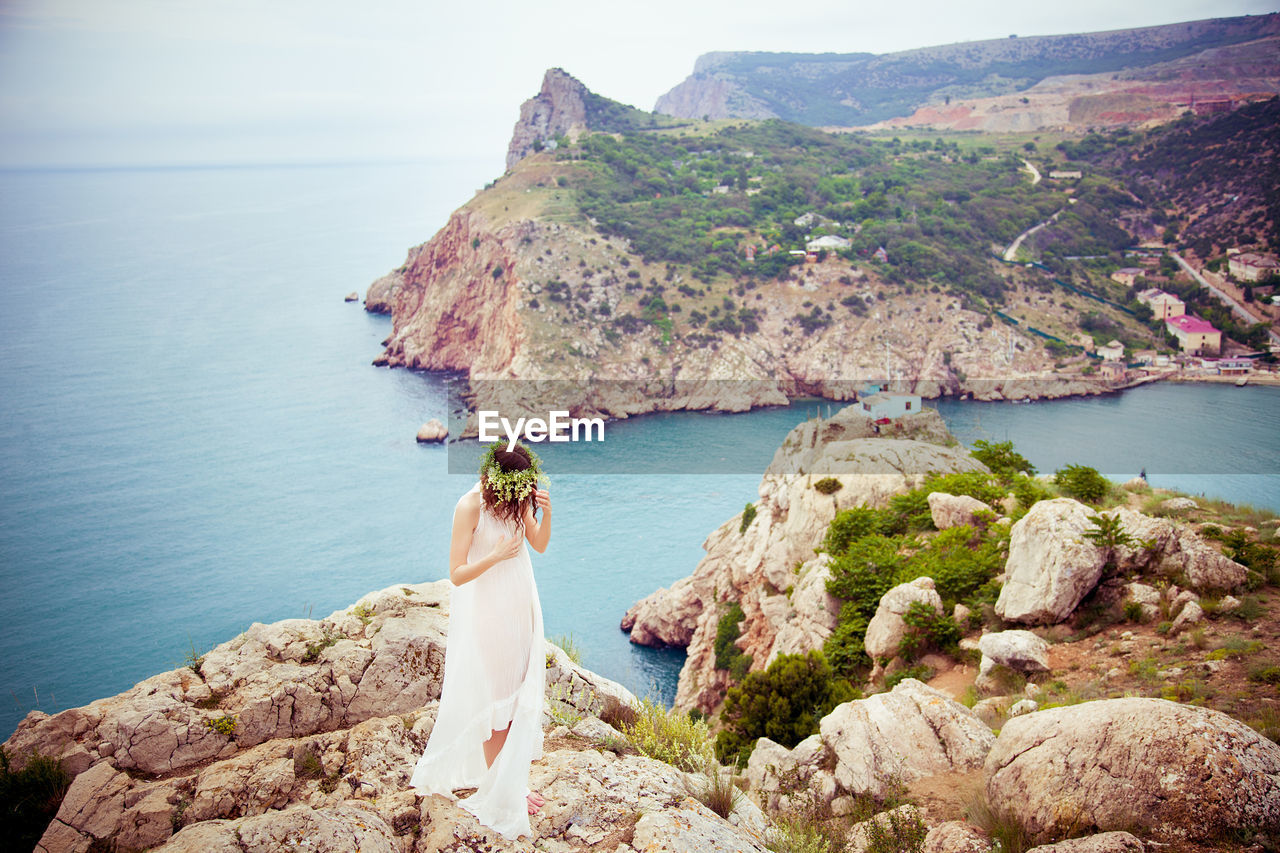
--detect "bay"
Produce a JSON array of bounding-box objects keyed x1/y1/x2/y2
[{"x1": 0, "y1": 163, "x2": 1276, "y2": 740}]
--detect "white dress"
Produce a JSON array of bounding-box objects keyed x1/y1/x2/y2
[{"x1": 409, "y1": 483, "x2": 546, "y2": 840}]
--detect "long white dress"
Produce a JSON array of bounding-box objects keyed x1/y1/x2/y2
[{"x1": 409, "y1": 483, "x2": 546, "y2": 840}]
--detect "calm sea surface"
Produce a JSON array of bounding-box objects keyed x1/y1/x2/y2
[{"x1": 1, "y1": 163, "x2": 1277, "y2": 738}]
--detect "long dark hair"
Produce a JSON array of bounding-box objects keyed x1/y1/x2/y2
[{"x1": 480, "y1": 444, "x2": 536, "y2": 527}]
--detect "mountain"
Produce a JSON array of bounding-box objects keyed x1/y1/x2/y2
[
  {"x1": 654, "y1": 14, "x2": 1280, "y2": 128},
  {"x1": 366, "y1": 72, "x2": 1169, "y2": 421}
]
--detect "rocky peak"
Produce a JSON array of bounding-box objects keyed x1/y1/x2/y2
[{"x1": 505, "y1": 68, "x2": 590, "y2": 171}]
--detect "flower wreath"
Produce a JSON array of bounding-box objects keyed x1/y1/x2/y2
[{"x1": 479, "y1": 443, "x2": 549, "y2": 505}]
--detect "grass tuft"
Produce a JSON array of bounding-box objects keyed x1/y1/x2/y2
[{"x1": 621, "y1": 697, "x2": 715, "y2": 773}]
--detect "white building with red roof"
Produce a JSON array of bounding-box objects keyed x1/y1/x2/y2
[{"x1": 1165, "y1": 314, "x2": 1221, "y2": 355}]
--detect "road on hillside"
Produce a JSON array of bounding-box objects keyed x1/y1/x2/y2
[
  {"x1": 1171, "y1": 251, "x2": 1280, "y2": 347},
  {"x1": 1021, "y1": 158, "x2": 1042, "y2": 185},
  {"x1": 1003, "y1": 208, "x2": 1063, "y2": 262}
]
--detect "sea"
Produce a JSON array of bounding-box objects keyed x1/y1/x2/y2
[{"x1": 1, "y1": 162, "x2": 1277, "y2": 739}]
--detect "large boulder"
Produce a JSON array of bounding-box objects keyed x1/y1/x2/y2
[
  {"x1": 864, "y1": 577, "x2": 944, "y2": 662},
  {"x1": 1107, "y1": 508, "x2": 1247, "y2": 590},
  {"x1": 928, "y1": 492, "x2": 992, "y2": 530},
  {"x1": 749, "y1": 679, "x2": 994, "y2": 810},
  {"x1": 997, "y1": 499, "x2": 1107, "y2": 624},
  {"x1": 1026, "y1": 833, "x2": 1145, "y2": 853},
  {"x1": 769, "y1": 555, "x2": 843, "y2": 663},
  {"x1": 985, "y1": 697, "x2": 1280, "y2": 843},
  {"x1": 977, "y1": 630, "x2": 1050, "y2": 692}
]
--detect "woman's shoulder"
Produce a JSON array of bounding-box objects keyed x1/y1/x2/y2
[{"x1": 455, "y1": 485, "x2": 483, "y2": 514}]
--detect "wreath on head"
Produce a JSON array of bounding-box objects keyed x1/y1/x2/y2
[{"x1": 479, "y1": 443, "x2": 549, "y2": 505}]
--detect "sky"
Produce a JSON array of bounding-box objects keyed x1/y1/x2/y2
[{"x1": 0, "y1": 0, "x2": 1274, "y2": 175}]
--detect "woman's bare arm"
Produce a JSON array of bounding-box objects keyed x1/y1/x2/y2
[
  {"x1": 449, "y1": 493, "x2": 521, "y2": 585},
  {"x1": 522, "y1": 488, "x2": 552, "y2": 553}
]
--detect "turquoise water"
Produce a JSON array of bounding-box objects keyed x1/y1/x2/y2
[{"x1": 1, "y1": 164, "x2": 1277, "y2": 739}]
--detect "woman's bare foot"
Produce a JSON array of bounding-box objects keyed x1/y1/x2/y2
[{"x1": 526, "y1": 791, "x2": 545, "y2": 815}]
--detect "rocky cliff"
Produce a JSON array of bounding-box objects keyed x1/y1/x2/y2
[
  {"x1": 621, "y1": 406, "x2": 986, "y2": 714},
  {"x1": 505, "y1": 68, "x2": 591, "y2": 172},
  {"x1": 3, "y1": 581, "x2": 776, "y2": 853}
]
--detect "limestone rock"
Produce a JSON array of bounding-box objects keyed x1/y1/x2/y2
[
  {"x1": 978, "y1": 630, "x2": 1050, "y2": 673},
  {"x1": 923, "y1": 820, "x2": 991, "y2": 853},
  {"x1": 1008, "y1": 699, "x2": 1038, "y2": 717},
  {"x1": 506, "y1": 68, "x2": 591, "y2": 170},
  {"x1": 632, "y1": 795, "x2": 769, "y2": 853},
  {"x1": 1123, "y1": 582, "x2": 1160, "y2": 621},
  {"x1": 1170, "y1": 599, "x2": 1203, "y2": 634},
  {"x1": 1219, "y1": 594, "x2": 1242, "y2": 613},
  {"x1": 343, "y1": 291, "x2": 358, "y2": 302},
  {"x1": 156, "y1": 802, "x2": 398, "y2": 853},
  {"x1": 770, "y1": 555, "x2": 842, "y2": 663},
  {"x1": 984, "y1": 697, "x2": 1280, "y2": 843},
  {"x1": 819, "y1": 679, "x2": 994, "y2": 800},
  {"x1": 928, "y1": 492, "x2": 991, "y2": 529},
  {"x1": 996, "y1": 499, "x2": 1106, "y2": 625},
  {"x1": 415, "y1": 419, "x2": 447, "y2": 443},
  {"x1": 1160, "y1": 497, "x2": 1199, "y2": 512},
  {"x1": 846, "y1": 805, "x2": 927, "y2": 852},
  {"x1": 865, "y1": 577, "x2": 944, "y2": 661},
  {"x1": 1026, "y1": 831, "x2": 1145, "y2": 852}
]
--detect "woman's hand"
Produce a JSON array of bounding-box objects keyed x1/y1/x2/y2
[
  {"x1": 486, "y1": 535, "x2": 522, "y2": 565},
  {"x1": 533, "y1": 488, "x2": 551, "y2": 514}
]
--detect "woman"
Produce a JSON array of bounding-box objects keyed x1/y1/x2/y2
[{"x1": 409, "y1": 442, "x2": 552, "y2": 840}]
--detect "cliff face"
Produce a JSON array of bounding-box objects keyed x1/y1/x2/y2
[
  {"x1": 621, "y1": 407, "x2": 987, "y2": 714},
  {"x1": 374, "y1": 210, "x2": 525, "y2": 376},
  {"x1": 505, "y1": 68, "x2": 590, "y2": 172}
]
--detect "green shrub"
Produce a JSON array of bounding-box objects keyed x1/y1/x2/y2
[
  {"x1": 714, "y1": 601, "x2": 753, "y2": 681},
  {"x1": 740, "y1": 503, "x2": 757, "y2": 534},
  {"x1": 1011, "y1": 474, "x2": 1052, "y2": 512},
  {"x1": 1053, "y1": 464, "x2": 1111, "y2": 504},
  {"x1": 922, "y1": 470, "x2": 1005, "y2": 505},
  {"x1": 1248, "y1": 664, "x2": 1280, "y2": 685},
  {"x1": 885, "y1": 664, "x2": 936, "y2": 690},
  {"x1": 0, "y1": 748, "x2": 71, "y2": 853},
  {"x1": 1123, "y1": 601, "x2": 1146, "y2": 623},
  {"x1": 822, "y1": 507, "x2": 885, "y2": 555},
  {"x1": 863, "y1": 806, "x2": 929, "y2": 853},
  {"x1": 622, "y1": 698, "x2": 715, "y2": 772},
  {"x1": 204, "y1": 714, "x2": 238, "y2": 737},
  {"x1": 971, "y1": 439, "x2": 1036, "y2": 482},
  {"x1": 898, "y1": 602, "x2": 961, "y2": 661},
  {"x1": 716, "y1": 651, "x2": 856, "y2": 766},
  {"x1": 813, "y1": 477, "x2": 843, "y2": 495}
]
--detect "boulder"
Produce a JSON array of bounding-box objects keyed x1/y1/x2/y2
[
  {"x1": 923, "y1": 820, "x2": 991, "y2": 853},
  {"x1": 864, "y1": 577, "x2": 944, "y2": 661},
  {"x1": 1008, "y1": 699, "x2": 1038, "y2": 717},
  {"x1": 633, "y1": 795, "x2": 769, "y2": 853},
  {"x1": 927, "y1": 492, "x2": 991, "y2": 530},
  {"x1": 343, "y1": 291, "x2": 359, "y2": 302},
  {"x1": 1218, "y1": 594, "x2": 1241, "y2": 613},
  {"x1": 996, "y1": 499, "x2": 1106, "y2": 625},
  {"x1": 1169, "y1": 600, "x2": 1203, "y2": 634},
  {"x1": 1026, "y1": 831, "x2": 1145, "y2": 852},
  {"x1": 769, "y1": 555, "x2": 842, "y2": 663},
  {"x1": 1123, "y1": 582, "x2": 1160, "y2": 621},
  {"x1": 978, "y1": 630, "x2": 1050, "y2": 673},
  {"x1": 820, "y1": 679, "x2": 994, "y2": 799},
  {"x1": 1160, "y1": 497, "x2": 1198, "y2": 512},
  {"x1": 414, "y1": 418, "x2": 447, "y2": 443},
  {"x1": 984, "y1": 697, "x2": 1280, "y2": 843}
]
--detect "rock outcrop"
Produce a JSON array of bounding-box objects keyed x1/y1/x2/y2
[
  {"x1": 506, "y1": 68, "x2": 591, "y2": 171},
  {"x1": 3, "y1": 581, "x2": 774, "y2": 853},
  {"x1": 927, "y1": 492, "x2": 991, "y2": 530},
  {"x1": 984, "y1": 697, "x2": 1280, "y2": 843},
  {"x1": 863, "y1": 577, "x2": 944, "y2": 662},
  {"x1": 622, "y1": 407, "x2": 986, "y2": 714},
  {"x1": 415, "y1": 419, "x2": 447, "y2": 443},
  {"x1": 996, "y1": 499, "x2": 1247, "y2": 625},
  {"x1": 747, "y1": 679, "x2": 994, "y2": 810}
]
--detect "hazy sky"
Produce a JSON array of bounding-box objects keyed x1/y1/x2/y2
[{"x1": 0, "y1": 0, "x2": 1273, "y2": 173}]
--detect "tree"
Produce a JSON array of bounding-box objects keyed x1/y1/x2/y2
[
  {"x1": 970, "y1": 439, "x2": 1036, "y2": 481},
  {"x1": 715, "y1": 651, "x2": 855, "y2": 766},
  {"x1": 1053, "y1": 464, "x2": 1110, "y2": 504}
]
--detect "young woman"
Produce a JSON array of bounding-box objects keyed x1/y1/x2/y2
[{"x1": 409, "y1": 443, "x2": 552, "y2": 840}]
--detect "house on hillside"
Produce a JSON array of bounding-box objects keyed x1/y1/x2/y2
[
  {"x1": 1097, "y1": 340, "x2": 1125, "y2": 362},
  {"x1": 1166, "y1": 315, "x2": 1221, "y2": 355},
  {"x1": 1111, "y1": 268, "x2": 1145, "y2": 287},
  {"x1": 806, "y1": 235, "x2": 852, "y2": 253},
  {"x1": 1100, "y1": 361, "x2": 1126, "y2": 381},
  {"x1": 744, "y1": 245, "x2": 756, "y2": 263},
  {"x1": 1136, "y1": 288, "x2": 1186, "y2": 320},
  {"x1": 873, "y1": 246, "x2": 889, "y2": 263},
  {"x1": 860, "y1": 393, "x2": 921, "y2": 419},
  {"x1": 1228, "y1": 252, "x2": 1280, "y2": 283},
  {"x1": 1049, "y1": 170, "x2": 1083, "y2": 180}
]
